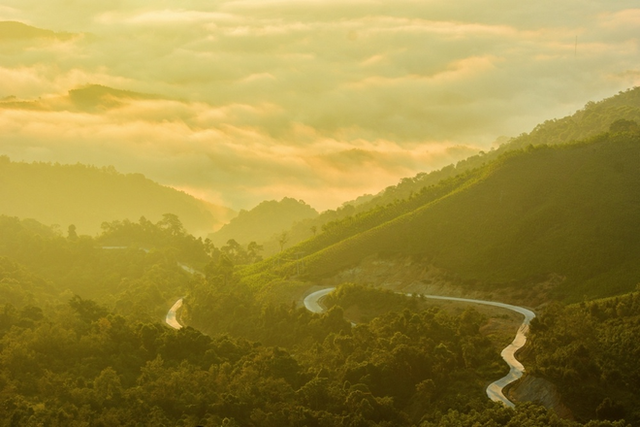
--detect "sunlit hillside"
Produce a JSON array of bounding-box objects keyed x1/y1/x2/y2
[
  {"x1": 244, "y1": 125, "x2": 640, "y2": 302},
  {"x1": 248, "y1": 87, "x2": 640, "y2": 253}
]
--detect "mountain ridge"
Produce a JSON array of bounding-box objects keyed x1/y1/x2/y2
[
  {"x1": 244, "y1": 128, "x2": 640, "y2": 302},
  {"x1": 0, "y1": 156, "x2": 235, "y2": 236}
]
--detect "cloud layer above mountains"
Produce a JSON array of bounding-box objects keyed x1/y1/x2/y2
[{"x1": 1, "y1": 0, "x2": 639, "y2": 210}]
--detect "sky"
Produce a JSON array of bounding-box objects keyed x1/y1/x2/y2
[{"x1": 0, "y1": 1, "x2": 639, "y2": 211}]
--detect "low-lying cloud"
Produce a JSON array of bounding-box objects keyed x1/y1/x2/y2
[{"x1": 0, "y1": 0, "x2": 638, "y2": 211}]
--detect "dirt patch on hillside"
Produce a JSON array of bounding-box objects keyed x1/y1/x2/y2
[
  {"x1": 317, "y1": 254, "x2": 558, "y2": 309},
  {"x1": 507, "y1": 375, "x2": 574, "y2": 419}
]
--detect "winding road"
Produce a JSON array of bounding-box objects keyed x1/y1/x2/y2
[
  {"x1": 166, "y1": 263, "x2": 204, "y2": 330},
  {"x1": 303, "y1": 288, "x2": 535, "y2": 408},
  {"x1": 166, "y1": 298, "x2": 184, "y2": 330}
]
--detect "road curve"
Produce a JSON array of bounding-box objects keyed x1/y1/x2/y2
[
  {"x1": 166, "y1": 298, "x2": 184, "y2": 330},
  {"x1": 165, "y1": 263, "x2": 203, "y2": 330},
  {"x1": 304, "y1": 288, "x2": 335, "y2": 313},
  {"x1": 303, "y1": 288, "x2": 535, "y2": 408}
]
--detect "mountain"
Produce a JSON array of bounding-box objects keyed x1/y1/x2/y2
[
  {"x1": 348, "y1": 87, "x2": 640, "y2": 212},
  {"x1": 0, "y1": 157, "x2": 235, "y2": 236},
  {"x1": 67, "y1": 84, "x2": 161, "y2": 111},
  {"x1": 0, "y1": 84, "x2": 165, "y2": 112},
  {"x1": 269, "y1": 88, "x2": 640, "y2": 252},
  {"x1": 244, "y1": 124, "x2": 640, "y2": 301},
  {"x1": 0, "y1": 21, "x2": 75, "y2": 41},
  {"x1": 208, "y1": 197, "x2": 318, "y2": 248}
]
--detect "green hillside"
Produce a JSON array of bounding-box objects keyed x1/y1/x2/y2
[
  {"x1": 356, "y1": 86, "x2": 640, "y2": 213},
  {"x1": 269, "y1": 87, "x2": 640, "y2": 253},
  {"x1": 526, "y1": 290, "x2": 640, "y2": 422},
  {"x1": 0, "y1": 157, "x2": 235, "y2": 236},
  {"x1": 244, "y1": 128, "x2": 640, "y2": 301},
  {"x1": 209, "y1": 197, "x2": 318, "y2": 249}
]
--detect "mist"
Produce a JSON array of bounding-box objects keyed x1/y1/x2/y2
[{"x1": 1, "y1": 0, "x2": 638, "y2": 209}]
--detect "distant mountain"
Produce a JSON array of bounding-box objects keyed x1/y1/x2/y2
[
  {"x1": 245, "y1": 124, "x2": 640, "y2": 301},
  {"x1": 0, "y1": 21, "x2": 75, "y2": 41},
  {"x1": 68, "y1": 84, "x2": 161, "y2": 111},
  {"x1": 208, "y1": 198, "x2": 318, "y2": 248},
  {"x1": 0, "y1": 157, "x2": 235, "y2": 236},
  {"x1": 0, "y1": 84, "x2": 163, "y2": 112}
]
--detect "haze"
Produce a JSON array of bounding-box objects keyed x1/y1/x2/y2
[{"x1": 1, "y1": 0, "x2": 638, "y2": 210}]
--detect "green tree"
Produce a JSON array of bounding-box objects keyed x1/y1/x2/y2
[{"x1": 67, "y1": 224, "x2": 78, "y2": 241}]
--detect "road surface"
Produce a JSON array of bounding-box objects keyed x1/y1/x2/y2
[
  {"x1": 166, "y1": 298, "x2": 184, "y2": 330},
  {"x1": 304, "y1": 288, "x2": 335, "y2": 313},
  {"x1": 165, "y1": 263, "x2": 203, "y2": 330},
  {"x1": 303, "y1": 288, "x2": 535, "y2": 408}
]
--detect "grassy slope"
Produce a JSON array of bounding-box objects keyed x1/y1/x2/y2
[
  {"x1": 244, "y1": 132, "x2": 640, "y2": 301},
  {"x1": 255, "y1": 87, "x2": 640, "y2": 252}
]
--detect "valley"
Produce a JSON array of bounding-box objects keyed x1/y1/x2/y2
[{"x1": 1, "y1": 71, "x2": 640, "y2": 425}]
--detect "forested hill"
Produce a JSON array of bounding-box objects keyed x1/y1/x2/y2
[
  {"x1": 245, "y1": 127, "x2": 640, "y2": 301},
  {"x1": 347, "y1": 87, "x2": 640, "y2": 213},
  {"x1": 0, "y1": 157, "x2": 235, "y2": 236},
  {"x1": 208, "y1": 197, "x2": 318, "y2": 249},
  {"x1": 268, "y1": 88, "x2": 640, "y2": 252}
]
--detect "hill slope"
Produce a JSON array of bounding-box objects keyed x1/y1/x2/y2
[
  {"x1": 269, "y1": 87, "x2": 640, "y2": 251},
  {"x1": 0, "y1": 157, "x2": 235, "y2": 236},
  {"x1": 246, "y1": 129, "x2": 640, "y2": 301},
  {"x1": 209, "y1": 197, "x2": 318, "y2": 248}
]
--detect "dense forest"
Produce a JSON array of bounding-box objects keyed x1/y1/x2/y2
[
  {"x1": 526, "y1": 291, "x2": 640, "y2": 423},
  {"x1": 0, "y1": 210, "x2": 636, "y2": 425},
  {"x1": 0, "y1": 219, "x2": 634, "y2": 425},
  {"x1": 0, "y1": 157, "x2": 235, "y2": 236}
]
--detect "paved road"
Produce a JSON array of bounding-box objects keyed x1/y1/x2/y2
[
  {"x1": 303, "y1": 288, "x2": 535, "y2": 408},
  {"x1": 165, "y1": 263, "x2": 203, "y2": 330},
  {"x1": 304, "y1": 288, "x2": 335, "y2": 313},
  {"x1": 166, "y1": 298, "x2": 184, "y2": 330}
]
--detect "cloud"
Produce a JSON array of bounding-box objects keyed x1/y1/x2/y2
[
  {"x1": 98, "y1": 9, "x2": 238, "y2": 25},
  {"x1": 0, "y1": 0, "x2": 639, "y2": 212},
  {"x1": 599, "y1": 8, "x2": 640, "y2": 28}
]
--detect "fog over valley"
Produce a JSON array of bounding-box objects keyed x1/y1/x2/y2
[{"x1": 0, "y1": 0, "x2": 638, "y2": 210}]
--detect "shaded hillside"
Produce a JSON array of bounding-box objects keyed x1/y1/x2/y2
[
  {"x1": 0, "y1": 214, "x2": 211, "y2": 320},
  {"x1": 0, "y1": 157, "x2": 235, "y2": 236},
  {"x1": 524, "y1": 291, "x2": 640, "y2": 423},
  {"x1": 209, "y1": 197, "x2": 318, "y2": 249},
  {"x1": 359, "y1": 87, "x2": 640, "y2": 212},
  {"x1": 268, "y1": 87, "x2": 640, "y2": 252},
  {"x1": 245, "y1": 129, "x2": 640, "y2": 301}
]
